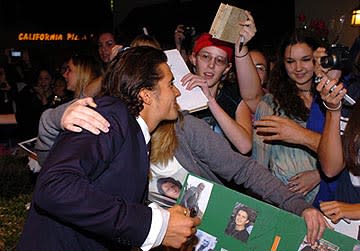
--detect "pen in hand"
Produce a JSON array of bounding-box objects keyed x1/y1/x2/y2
[
  {"x1": 342, "y1": 218, "x2": 351, "y2": 224},
  {"x1": 239, "y1": 36, "x2": 244, "y2": 53}
]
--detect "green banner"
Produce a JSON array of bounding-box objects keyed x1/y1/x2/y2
[{"x1": 178, "y1": 173, "x2": 360, "y2": 251}]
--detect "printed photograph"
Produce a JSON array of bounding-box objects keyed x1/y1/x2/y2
[
  {"x1": 194, "y1": 229, "x2": 217, "y2": 251},
  {"x1": 148, "y1": 168, "x2": 188, "y2": 208},
  {"x1": 297, "y1": 235, "x2": 340, "y2": 251},
  {"x1": 147, "y1": 177, "x2": 182, "y2": 208},
  {"x1": 353, "y1": 244, "x2": 360, "y2": 251},
  {"x1": 156, "y1": 177, "x2": 182, "y2": 200},
  {"x1": 178, "y1": 175, "x2": 213, "y2": 219},
  {"x1": 224, "y1": 202, "x2": 257, "y2": 243}
]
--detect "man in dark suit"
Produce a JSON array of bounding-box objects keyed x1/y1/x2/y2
[{"x1": 17, "y1": 46, "x2": 201, "y2": 251}]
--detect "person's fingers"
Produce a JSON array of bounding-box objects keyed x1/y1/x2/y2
[
  {"x1": 255, "y1": 115, "x2": 287, "y2": 125},
  {"x1": 257, "y1": 134, "x2": 282, "y2": 143},
  {"x1": 294, "y1": 185, "x2": 306, "y2": 194},
  {"x1": 254, "y1": 120, "x2": 277, "y2": 129},
  {"x1": 171, "y1": 204, "x2": 188, "y2": 214},
  {"x1": 79, "y1": 108, "x2": 110, "y2": 129},
  {"x1": 307, "y1": 217, "x2": 318, "y2": 245},
  {"x1": 317, "y1": 217, "x2": 330, "y2": 241},
  {"x1": 63, "y1": 124, "x2": 83, "y2": 133},
  {"x1": 288, "y1": 186, "x2": 297, "y2": 192},
  {"x1": 289, "y1": 174, "x2": 300, "y2": 182},
  {"x1": 290, "y1": 186, "x2": 305, "y2": 194},
  {"x1": 77, "y1": 119, "x2": 102, "y2": 135},
  {"x1": 75, "y1": 97, "x2": 97, "y2": 107},
  {"x1": 180, "y1": 73, "x2": 195, "y2": 84},
  {"x1": 245, "y1": 11, "x2": 253, "y2": 21},
  {"x1": 321, "y1": 206, "x2": 338, "y2": 218},
  {"x1": 255, "y1": 126, "x2": 277, "y2": 135},
  {"x1": 316, "y1": 80, "x2": 325, "y2": 92},
  {"x1": 63, "y1": 117, "x2": 101, "y2": 135},
  {"x1": 306, "y1": 211, "x2": 329, "y2": 245},
  {"x1": 62, "y1": 100, "x2": 110, "y2": 134},
  {"x1": 185, "y1": 79, "x2": 207, "y2": 90},
  {"x1": 110, "y1": 45, "x2": 123, "y2": 61},
  {"x1": 192, "y1": 216, "x2": 201, "y2": 227},
  {"x1": 287, "y1": 181, "x2": 296, "y2": 189},
  {"x1": 78, "y1": 112, "x2": 109, "y2": 133}
]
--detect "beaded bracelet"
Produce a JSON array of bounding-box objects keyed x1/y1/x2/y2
[
  {"x1": 235, "y1": 49, "x2": 249, "y2": 59},
  {"x1": 322, "y1": 100, "x2": 342, "y2": 111}
]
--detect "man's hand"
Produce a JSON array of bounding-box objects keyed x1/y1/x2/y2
[
  {"x1": 162, "y1": 205, "x2": 201, "y2": 249},
  {"x1": 301, "y1": 208, "x2": 330, "y2": 246},
  {"x1": 61, "y1": 97, "x2": 110, "y2": 134},
  {"x1": 288, "y1": 170, "x2": 320, "y2": 196}
]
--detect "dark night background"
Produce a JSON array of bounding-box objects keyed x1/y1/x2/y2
[
  {"x1": 0, "y1": 0, "x2": 295, "y2": 69},
  {"x1": 118, "y1": 0, "x2": 294, "y2": 49}
]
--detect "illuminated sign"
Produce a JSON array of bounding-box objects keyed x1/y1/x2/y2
[{"x1": 18, "y1": 33, "x2": 91, "y2": 41}]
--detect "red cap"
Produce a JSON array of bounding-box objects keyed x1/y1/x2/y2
[{"x1": 192, "y1": 33, "x2": 233, "y2": 61}]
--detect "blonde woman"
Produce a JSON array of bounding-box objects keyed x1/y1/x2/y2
[{"x1": 62, "y1": 54, "x2": 103, "y2": 98}]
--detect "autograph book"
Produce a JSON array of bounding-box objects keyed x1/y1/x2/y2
[{"x1": 209, "y1": 3, "x2": 247, "y2": 44}]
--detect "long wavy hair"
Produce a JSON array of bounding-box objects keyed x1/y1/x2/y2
[
  {"x1": 343, "y1": 102, "x2": 360, "y2": 175},
  {"x1": 150, "y1": 111, "x2": 183, "y2": 165},
  {"x1": 268, "y1": 30, "x2": 319, "y2": 121},
  {"x1": 100, "y1": 46, "x2": 167, "y2": 117}
]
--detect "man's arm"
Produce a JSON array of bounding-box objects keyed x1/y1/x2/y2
[
  {"x1": 34, "y1": 124, "x2": 153, "y2": 245},
  {"x1": 35, "y1": 97, "x2": 110, "y2": 165}
]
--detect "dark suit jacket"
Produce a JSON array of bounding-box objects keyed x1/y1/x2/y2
[{"x1": 17, "y1": 96, "x2": 152, "y2": 251}]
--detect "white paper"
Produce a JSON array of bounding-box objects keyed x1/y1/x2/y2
[
  {"x1": 164, "y1": 49, "x2": 208, "y2": 113},
  {"x1": 18, "y1": 137, "x2": 38, "y2": 157},
  {"x1": 326, "y1": 217, "x2": 360, "y2": 240}
]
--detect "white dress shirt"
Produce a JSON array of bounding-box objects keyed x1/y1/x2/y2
[{"x1": 136, "y1": 116, "x2": 170, "y2": 250}]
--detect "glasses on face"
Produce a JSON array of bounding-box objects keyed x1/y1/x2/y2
[
  {"x1": 197, "y1": 52, "x2": 228, "y2": 66},
  {"x1": 255, "y1": 64, "x2": 267, "y2": 72}
]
